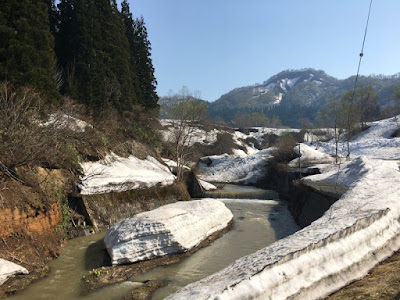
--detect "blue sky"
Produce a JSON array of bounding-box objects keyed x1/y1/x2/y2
[{"x1": 126, "y1": 0, "x2": 400, "y2": 101}]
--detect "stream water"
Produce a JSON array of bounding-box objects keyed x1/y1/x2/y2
[{"x1": 10, "y1": 184, "x2": 299, "y2": 300}]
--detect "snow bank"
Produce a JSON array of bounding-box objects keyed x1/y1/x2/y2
[
  {"x1": 161, "y1": 158, "x2": 191, "y2": 174},
  {"x1": 0, "y1": 259, "x2": 29, "y2": 286},
  {"x1": 104, "y1": 199, "x2": 233, "y2": 265},
  {"x1": 167, "y1": 116, "x2": 400, "y2": 299},
  {"x1": 288, "y1": 143, "x2": 334, "y2": 168},
  {"x1": 160, "y1": 120, "x2": 219, "y2": 147},
  {"x1": 167, "y1": 157, "x2": 400, "y2": 299},
  {"x1": 79, "y1": 154, "x2": 175, "y2": 195},
  {"x1": 318, "y1": 116, "x2": 400, "y2": 160},
  {"x1": 197, "y1": 149, "x2": 273, "y2": 184}
]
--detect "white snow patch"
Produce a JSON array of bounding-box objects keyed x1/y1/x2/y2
[
  {"x1": 160, "y1": 120, "x2": 219, "y2": 147},
  {"x1": 42, "y1": 113, "x2": 93, "y2": 132},
  {"x1": 198, "y1": 179, "x2": 217, "y2": 191},
  {"x1": 104, "y1": 199, "x2": 233, "y2": 265},
  {"x1": 289, "y1": 143, "x2": 334, "y2": 168},
  {"x1": 197, "y1": 149, "x2": 273, "y2": 184},
  {"x1": 79, "y1": 154, "x2": 176, "y2": 195},
  {"x1": 317, "y1": 116, "x2": 400, "y2": 160},
  {"x1": 273, "y1": 92, "x2": 283, "y2": 104},
  {"x1": 0, "y1": 259, "x2": 29, "y2": 286}
]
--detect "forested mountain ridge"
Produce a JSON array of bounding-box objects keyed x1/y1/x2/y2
[{"x1": 209, "y1": 68, "x2": 400, "y2": 127}]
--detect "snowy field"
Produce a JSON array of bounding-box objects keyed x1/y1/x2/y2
[{"x1": 167, "y1": 116, "x2": 400, "y2": 299}]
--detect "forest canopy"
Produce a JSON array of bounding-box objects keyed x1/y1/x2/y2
[{"x1": 0, "y1": 0, "x2": 158, "y2": 113}]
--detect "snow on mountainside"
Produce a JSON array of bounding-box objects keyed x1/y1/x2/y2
[{"x1": 209, "y1": 68, "x2": 400, "y2": 127}]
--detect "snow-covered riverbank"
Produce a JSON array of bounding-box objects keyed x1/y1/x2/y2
[{"x1": 168, "y1": 116, "x2": 400, "y2": 299}]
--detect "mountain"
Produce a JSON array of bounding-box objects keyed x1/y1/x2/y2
[{"x1": 209, "y1": 68, "x2": 400, "y2": 127}]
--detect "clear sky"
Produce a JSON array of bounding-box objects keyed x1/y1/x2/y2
[{"x1": 126, "y1": 0, "x2": 400, "y2": 101}]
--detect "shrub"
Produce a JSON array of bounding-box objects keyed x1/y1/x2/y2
[{"x1": 271, "y1": 133, "x2": 299, "y2": 163}]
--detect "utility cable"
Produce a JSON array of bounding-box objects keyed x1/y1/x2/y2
[
  {"x1": 352, "y1": 0, "x2": 373, "y2": 94},
  {"x1": 329, "y1": 0, "x2": 374, "y2": 219},
  {"x1": 345, "y1": 0, "x2": 373, "y2": 158}
]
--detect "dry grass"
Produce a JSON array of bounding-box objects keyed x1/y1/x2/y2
[{"x1": 327, "y1": 250, "x2": 400, "y2": 300}]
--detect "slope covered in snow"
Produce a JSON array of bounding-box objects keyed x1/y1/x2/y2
[
  {"x1": 318, "y1": 117, "x2": 400, "y2": 160},
  {"x1": 167, "y1": 116, "x2": 400, "y2": 299},
  {"x1": 197, "y1": 127, "x2": 300, "y2": 184},
  {"x1": 79, "y1": 154, "x2": 176, "y2": 195}
]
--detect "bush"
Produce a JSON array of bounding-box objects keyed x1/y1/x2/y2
[
  {"x1": 0, "y1": 82, "x2": 86, "y2": 179},
  {"x1": 271, "y1": 133, "x2": 300, "y2": 163}
]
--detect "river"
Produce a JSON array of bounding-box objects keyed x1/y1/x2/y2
[{"x1": 10, "y1": 184, "x2": 299, "y2": 300}]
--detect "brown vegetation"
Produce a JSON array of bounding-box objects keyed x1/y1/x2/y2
[{"x1": 327, "y1": 249, "x2": 400, "y2": 300}]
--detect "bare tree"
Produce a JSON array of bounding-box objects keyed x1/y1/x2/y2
[
  {"x1": 317, "y1": 99, "x2": 343, "y2": 163},
  {"x1": 168, "y1": 90, "x2": 208, "y2": 181},
  {"x1": 391, "y1": 87, "x2": 400, "y2": 128},
  {"x1": 354, "y1": 85, "x2": 379, "y2": 129}
]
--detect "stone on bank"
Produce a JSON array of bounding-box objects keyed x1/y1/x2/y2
[{"x1": 104, "y1": 199, "x2": 233, "y2": 265}]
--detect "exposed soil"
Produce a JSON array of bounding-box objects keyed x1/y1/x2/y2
[
  {"x1": 327, "y1": 249, "x2": 400, "y2": 300},
  {"x1": 0, "y1": 169, "x2": 72, "y2": 298},
  {"x1": 0, "y1": 231, "x2": 65, "y2": 298},
  {"x1": 81, "y1": 221, "x2": 234, "y2": 296}
]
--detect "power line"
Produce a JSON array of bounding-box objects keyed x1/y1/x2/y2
[
  {"x1": 345, "y1": 0, "x2": 373, "y2": 159},
  {"x1": 352, "y1": 0, "x2": 373, "y2": 92}
]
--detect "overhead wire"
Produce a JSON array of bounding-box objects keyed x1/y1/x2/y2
[
  {"x1": 329, "y1": 0, "x2": 374, "y2": 219},
  {"x1": 351, "y1": 0, "x2": 373, "y2": 96},
  {"x1": 345, "y1": 0, "x2": 373, "y2": 159}
]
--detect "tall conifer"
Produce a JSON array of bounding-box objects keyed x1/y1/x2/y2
[
  {"x1": 133, "y1": 16, "x2": 158, "y2": 109},
  {"x1": 57, "y1": 0, "x2": 138, "y2": 113},
  {"x1": 0, "y1": 0, "x2": 60, "y2": 104},
  {"x1": 121, "y1": 1, "x2": 158, "y2": 109}
]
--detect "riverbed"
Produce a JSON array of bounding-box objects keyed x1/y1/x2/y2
[{"x1": 10, "y1": 185, "x2": 299, "y2": 300}]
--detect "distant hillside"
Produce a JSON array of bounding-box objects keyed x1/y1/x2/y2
[
  {"x1": 209, "y1": 68, "x2": 400, "y2": 127},
  {"x1": 158, "y1": 95, "x2": 209, "y2": 118}
]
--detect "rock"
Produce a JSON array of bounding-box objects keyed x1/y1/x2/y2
[
  {"x1": 0, "y1": 259, "x2": 29, "y2": 286},
  {"x1": 104, "y1": 199, "x2": 233, "y2": 265}
]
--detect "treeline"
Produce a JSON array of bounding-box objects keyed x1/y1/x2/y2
[{"x1": 0, "y1": 0, "x2": 157, "y2": 113}]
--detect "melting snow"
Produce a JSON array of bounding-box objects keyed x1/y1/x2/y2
[
  {"x1": 79, "y1": 154, "x2": 176, "y2": 195},
  {"x1": 168, "y1": 116, "x2": 400, "y2": 299}
]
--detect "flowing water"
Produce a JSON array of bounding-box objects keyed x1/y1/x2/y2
[{"x1": 10, "y1": 184, "x2": 299, "y2": 300}]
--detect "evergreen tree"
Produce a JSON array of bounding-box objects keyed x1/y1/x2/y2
[
  {"x1": 55, "y1": 0, "x2": 79, "y2": 94},
  {"x1": 0, "y1": 0, "x2": 60, "y2": 104},
  {"x1": 42, "y1": 0, "x2": 58, "y2": 36},
  {"x1": 56, "y1": 0, "x2": 138, "y2": 113},
  {"x1": 105, "y1": 0, "x2": 138, "y2": 110},
  {"x1": 121, "y1": 0, "x2": 142, "y2": 104},
  {"x1": 132, "y1": 16, "x2": 158, "y2": 109}
]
